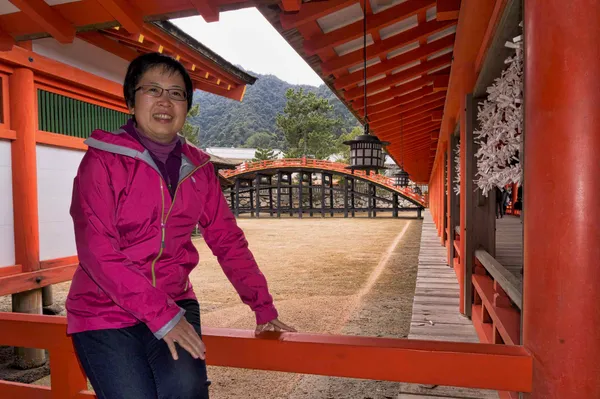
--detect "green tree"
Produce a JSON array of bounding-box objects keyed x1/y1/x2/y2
[
  {"x1": 181, "y1": 104, "x2": 200, "y2": 146},
  {"x1": 276, "y1": 88, "x2": 342, "y2": 159},
  {"x1": 335, "y1": 126, "x2": 363, "y2": 164},
  {"x1": 253, "y1": 147, "x2": 277, "y2": 161},
  {"x1": 243, "y1": 131, "x2": 276, "y2": 148}
]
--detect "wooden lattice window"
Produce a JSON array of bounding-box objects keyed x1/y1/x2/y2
[{"x1": 37, "y1": 89, "x2": 129, "y2": 138}]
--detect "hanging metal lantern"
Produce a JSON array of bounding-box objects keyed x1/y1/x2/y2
[
  {"x1": 394, "y1": 168, "x2": 410, "y2": 187},
  {"x1": 343, "y1": 134, "x2": 390, "y2": 172}
]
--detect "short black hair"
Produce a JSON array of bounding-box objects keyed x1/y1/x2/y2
[{"x1": 123, "y1": 52, "x2": 194, "y2": 112}]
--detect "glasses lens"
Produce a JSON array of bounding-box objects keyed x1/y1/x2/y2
[{"x1": 168, "y1": 89, "x2": 187, "y2": 101}]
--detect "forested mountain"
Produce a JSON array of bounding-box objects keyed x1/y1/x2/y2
[{"x1": 189, "y1": 70, "x2": 360, "y2": 148}]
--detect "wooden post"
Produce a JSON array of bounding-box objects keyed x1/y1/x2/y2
[
  {"x1": 524, "y1": 2, "x2": 600, "y2": 396},
  {"x1": 447, "y1": 131, "x2": 456, "y2": 265},
  {"x1": 308, "y1": 172, "x2": 313, "y2": 217},
  {"x1": 372, "y1": 184, "x2": 377, "y2": 217},
  {"x1": 321, "y1": 173, "x2": 325, "y2": 217},
  {"x1": 351, "y1": 178, "x2": 355, "y2": 217},
  {"x1": 298, "y1": 172, "x2": 303, "y2": 219},
  {"x1": 277, "y1": 171, "x2": 282, "y2": 218},
  {"x1": 288, "y1": 173, "x2": 293, "y2": 217},
  {"x1": 249, "y1": 181, "x2": 254, "y2": 218},
  {"x1": 329, "y1": 174, "x2": 334, "y2": 217},
  {"x1": 269, "y1": 176, "x2": 274, "y2": 217},
  {"x1": 10, "y1": 68, "x2": 45, "y2": 368},
  {"x1": 393, "y1": 193, "x2": 398, "y2": 218},
  {"x1": 254, "y1": 174, "x2": 260, "y2": 218},
  {"x1": 234, "y1": 179, "x2": 240, "y2": 217}
]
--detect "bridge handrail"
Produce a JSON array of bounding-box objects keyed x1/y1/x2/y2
[
  {"x1": 0, "y1": 312, "x2": 532, "y2": 396},
  {"x1": 220, "y1": 158, "x2": 426, "y2": 205}
]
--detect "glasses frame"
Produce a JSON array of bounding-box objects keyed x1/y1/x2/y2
[{"x1": 134, "y1": 84, "x2": 188, "y2": 101}]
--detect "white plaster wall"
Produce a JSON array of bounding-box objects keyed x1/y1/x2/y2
[
  {"x1": 0, "y1": 140, "x2": 15, "y2": 267},
  {"x1": 37, "y1": 145, "x2": 84, "y2": 261},
  {"x1": 32, "y1": 37, "x2": 129, "y2": 84}
]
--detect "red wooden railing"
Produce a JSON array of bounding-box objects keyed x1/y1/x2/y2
[
  {"x1": 0, "y1": 312, "x2": 532, "y2": 398},
  {"x1": 220, "y1": 158, "x2": 427, "y2": 206}
]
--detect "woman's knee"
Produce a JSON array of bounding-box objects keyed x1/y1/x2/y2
[{"x1": 156, "y1": 358, "x2": 210, "y2": 399}]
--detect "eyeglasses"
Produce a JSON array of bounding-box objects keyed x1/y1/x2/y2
[{"x1": 135, "y1": 85, "x2": 187, "y2": 101}]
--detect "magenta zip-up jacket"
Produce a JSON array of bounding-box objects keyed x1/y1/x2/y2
[{"x1": 66, "y1": 126, "x2": 278, "y2": 338}]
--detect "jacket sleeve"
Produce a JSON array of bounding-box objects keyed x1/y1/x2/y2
[
  {"x1": 70, "y1": 151, "x2": 184, "y2": 339},
  {"x1": 198, "y1": 164, "x2": 278, "y2": 325}
]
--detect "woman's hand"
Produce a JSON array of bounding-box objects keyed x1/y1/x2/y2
[
  {"x1": 163, "y1": 317, "x2": 206, "y2": 361},
  {"x1": 255, "y1": 318, "x2": 297, "y2": 335}
]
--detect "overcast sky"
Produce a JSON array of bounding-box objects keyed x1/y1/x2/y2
[{"x1": 171, "y1": 8, "x2": 325, "y2": 87}]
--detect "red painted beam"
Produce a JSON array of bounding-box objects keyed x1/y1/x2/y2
[
  {"x1": 344, "y1": 53, "x2": 453, "y2": 101},
  {"x1": 437, "y1": 0, "x2": 461, "y2": 21},
  {"x1": 0, "y1": 27, "x2": 15, "y2": 51},
  {"x1": 304, "y1": 0, "x2": 435, "y2": 56},
  {"x1": 190, "y1": 0, "x2": 220, "y2": 23},
  {"x1": 335, "y1": 34, "x2": 455, "y2": 90},
  {"x1": 281, "y1": 0, "x2": 302, "y2": 12},
  {"x1": 77, "y1": 31, "x2": 139, "y2": 61},
  {"x1": 433, "y1": 74, "x2": 450, "y2": 91},
  {"x1": 8, "y1": 0, "x2": 75, "y2": 44},
  {"x1": 322, "y1": 19, "x2": 455, "y2": 76},
  {"x1": 280, "y1": 0, "x2": 359, "y2": 30},
  {"x1": 359, "y1": 86, "x2": 433, "y2": 117},
  {"x1": 95, "y1": 0, "x2": 144, "y2": 33},
  {"x1": 370, "y1": 94, "x2": 446, "y2": 127},
  {"x1": 353, "y1": 76, "x2": 435, "y2": 110}
]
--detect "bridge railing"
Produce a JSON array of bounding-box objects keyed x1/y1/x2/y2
[
  {"x1": 0, "y1": 312, "x2": 532, "y2": 398},
  {"x1": 220, "y1": 158, "x2": 426, "y2": 205}
]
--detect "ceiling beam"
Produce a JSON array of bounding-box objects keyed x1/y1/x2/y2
[
  {"x1": 190, "y1": 0, "x2": 220, "y2": 23},
  {"x1": 321, "y1": 19, "x2": 456, "y2": 76},
  {"x1": 353, "y1": 76, "x2": 435, "y2": 110},
  {"x1": 281, "y1": 0, "x2": 302, "y2": 12},
  {"x1": 379, "y1": 122, "x2": 440, "y2": 138},
  {"x1": 0, "y1": 27, "x2": 15, "y2": 51},
  {"x1": 344, "y1": 52, "x2": 453, "y2": 101},
  {"x1": 95, "y1": 0, "x2": 144, "y2": 34},
  {"x1": 433, "y1": 74, "x2": 450, "y2": 91},
  {"x1": 437, "y1": 0, "x2": 461, "y2": 21},
  {"x1": 335, "y1": 34, "x2": 455, "y2": 90},
  {"x1": 370, "y1": 93, "x2": 446, "y2": 126},
  {"x1": 8, "y1": 0, "x2": 75, "y2": 44},
  {"x1": 377, "y1": 115, "x2": 433, "y2": 136},
  {"x1": 359, "y1": 86, "x2": 433, "y2": 117},
  {"x1": 431, "y1": 110, "x2": 443, "y2": 121},
  {"x1": 78, "y1": 32, "x2": 139, "y2": 61},
  {"x1": 280, "y1": 0, "x2": 359, "y2": 30},
  {"x1": 304, "y1": 0, "x2": 435, "y2": 56}
]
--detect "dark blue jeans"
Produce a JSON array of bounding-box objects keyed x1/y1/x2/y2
[{"x1": 72, "y1": 299, "x2": 210, "y2": 399}]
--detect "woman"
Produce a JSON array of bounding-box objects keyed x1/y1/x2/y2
[{"x1": 66, "y1": 53, "x2": 295, "y2": 399}]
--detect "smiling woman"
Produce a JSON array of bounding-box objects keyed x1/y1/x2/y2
[{"x1": 66, "y1": 53, "x2": 295, "y2": 399}]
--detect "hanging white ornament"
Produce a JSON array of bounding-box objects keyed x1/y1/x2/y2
[{"x1": 454, "y1": 142, "x2": 460, "y2": 195}]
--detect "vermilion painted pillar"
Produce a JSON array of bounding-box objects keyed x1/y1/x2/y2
[
  {"x1": 524, "y1": 2, "x2": 600, "y2": 397},
  {"x1": 10, "y1": 68, "x2": 45, "y2": 367}
]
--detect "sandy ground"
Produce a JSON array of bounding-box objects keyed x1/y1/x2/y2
[{"x1": 0, "y1": 215, "x2": 422, "y2": 398}]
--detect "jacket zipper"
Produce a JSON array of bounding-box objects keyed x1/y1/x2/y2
[{"x1": 150, "y1": 160, "x2": 209, "y2": 287}]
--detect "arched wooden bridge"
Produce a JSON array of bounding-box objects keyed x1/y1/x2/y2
[{"x1": 219, "y1": 158, "x2": 426, "y2": 218}]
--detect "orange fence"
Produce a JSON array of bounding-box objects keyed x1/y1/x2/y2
[
  {"x1": 220, "y1": 158, "x2": 427, "y2": 206},
  {"x1": 0, "y1": 312, "x2": 533, "y2": 398}
]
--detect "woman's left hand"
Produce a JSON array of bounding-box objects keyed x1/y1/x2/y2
[{"x1": 255, "y1": 318, "x2": 297, "y2": 335}]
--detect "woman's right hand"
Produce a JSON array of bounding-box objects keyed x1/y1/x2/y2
[{"x1": 163, "y1": 317, "x2": 206, "y2": 361}]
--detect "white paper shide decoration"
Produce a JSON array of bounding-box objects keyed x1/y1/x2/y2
[
  {"x1": 454, "y1": 142, "x2": 460, "y2": 195},
  {"x1": 474, "y1": 32, "x2": 523, "y2": 196}
]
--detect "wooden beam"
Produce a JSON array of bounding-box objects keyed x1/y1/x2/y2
[
  {"x1": 280, "y1": 0, "x2": 302, "y2": 12},
  {"x1": 344, "y1": 53, "x2": 453, "y2": 101},
  {"x1": 0, "y1": 27, "x2": 15, "y2": 51},
  {"x1": 194, "y1": 80, "x2": 247, "y2": 102},
  {"x1": 280, "y1": 0, "x2": 358, "y2": 30},
  {"x1": 335, "y1": 34, "x2": 455, "y2": 90},
  {"x1": 370, "y1": 93, "x2": 447, "y2": 126},
  {"x1": 0, "y1": 264, "x2": 77, "y2": 297},
  {"x1": 8, "y1": 0, "x2": 75, "y2": 44},
  {"x1": 304, "y1": 0, "x2": 435, "y2": 56},
  {"x1": 437, "y1": 0, "x2": 461, "y2": 21},
  {"x1": 359, "y1": 86, "x2": 434, "y2": 117},
  {"x1": 95, "y1": 0, "x2": 144, "y2": 34},
  {"x1": 77, "y1": 32, "x2": 139, "y2": 61},
  {"x1": 353, "y1": 76, "x2": 435, "y2": 110},
  {"x1": 321, "y1": 19, "x2": 456, "y2": 76},
  {"x1": 433, "y1": 74, "x2": 450, "y2": 91},
  {"x1": 432, "y1": 110, "x2": 443, "y2": 121},
  {"x1": 190, "y1": 0, "x2": 220, "y2": 23}
]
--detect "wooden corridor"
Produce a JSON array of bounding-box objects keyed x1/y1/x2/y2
[{"x1": 398, "y1": 210, "x2": 499, "y2": 398}]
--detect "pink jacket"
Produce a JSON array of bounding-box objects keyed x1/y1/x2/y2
[{"x1": 66, "y1": 127, "x2": 277, "y2": 338}]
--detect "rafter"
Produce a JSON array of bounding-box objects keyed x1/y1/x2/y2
[
  {"x1": 378, "y1": 122, "x2": 440, "y2": 138},
  {"x1": 78, "y1": 32, "x2": 139, "y2": 61},
  {"x1": 358, "y1": 86, "x2": 433, "y2": 117},
  {"x1": 95, "y1": 0, "x2": 144, "y2": 34},
  {"x1": 433, "y1": 74, "x2": 450, "y2": 91},
  {"x1": 8, "y1": 0, "x2": 75, "y2": 44},
  {"x1": 431, "y1": 110, "x2": 443, "y2": 121},
  {"x1": 0, "y1": 27, "x2": 15, "y2": 51},
  {"x1": 377, "y1": 115, "x2": 433, "y2": 137},
  {"x1": 369, "y1": 93, "x2": 447, "y2": 126},
  {"x1": 190, "y1": 0, "x2": 220, "y2": 23},
  {"x1": 344, "y1": 52, "x2": 453, "y2": 101},
  {"x1": 371, "y1": 101, "x2": 445, "y2": 132},
  {"x1": 353, "y1": 76, "x2": 435, "y2": 110},
  {"x1": 303, "y1": 0, "x2": 435, "y2": 56},
  {"x1": 335, "y1": 34, "x2": 455, "y2": 90},
  {"x1": 321, "y1": 19, "x2": 455, "y2": 76},
  {"x1": 280, "y1": 0, "x2": 359, "y2": 30},
  {"x1": 437, "y1": 0, "x2": 461, "y2": 21},
  {"x1": 281, "y1": 0, "x2": 302, "y2": 12}
]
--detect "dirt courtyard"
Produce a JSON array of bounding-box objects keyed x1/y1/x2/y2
[{"x1": 1, "y1": 215, "x2": 423, "y2": 398}]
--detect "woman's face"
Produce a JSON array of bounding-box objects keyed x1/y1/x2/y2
[{"x1": 130, "y1": 66, "x2": 188, "y2": 144}]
